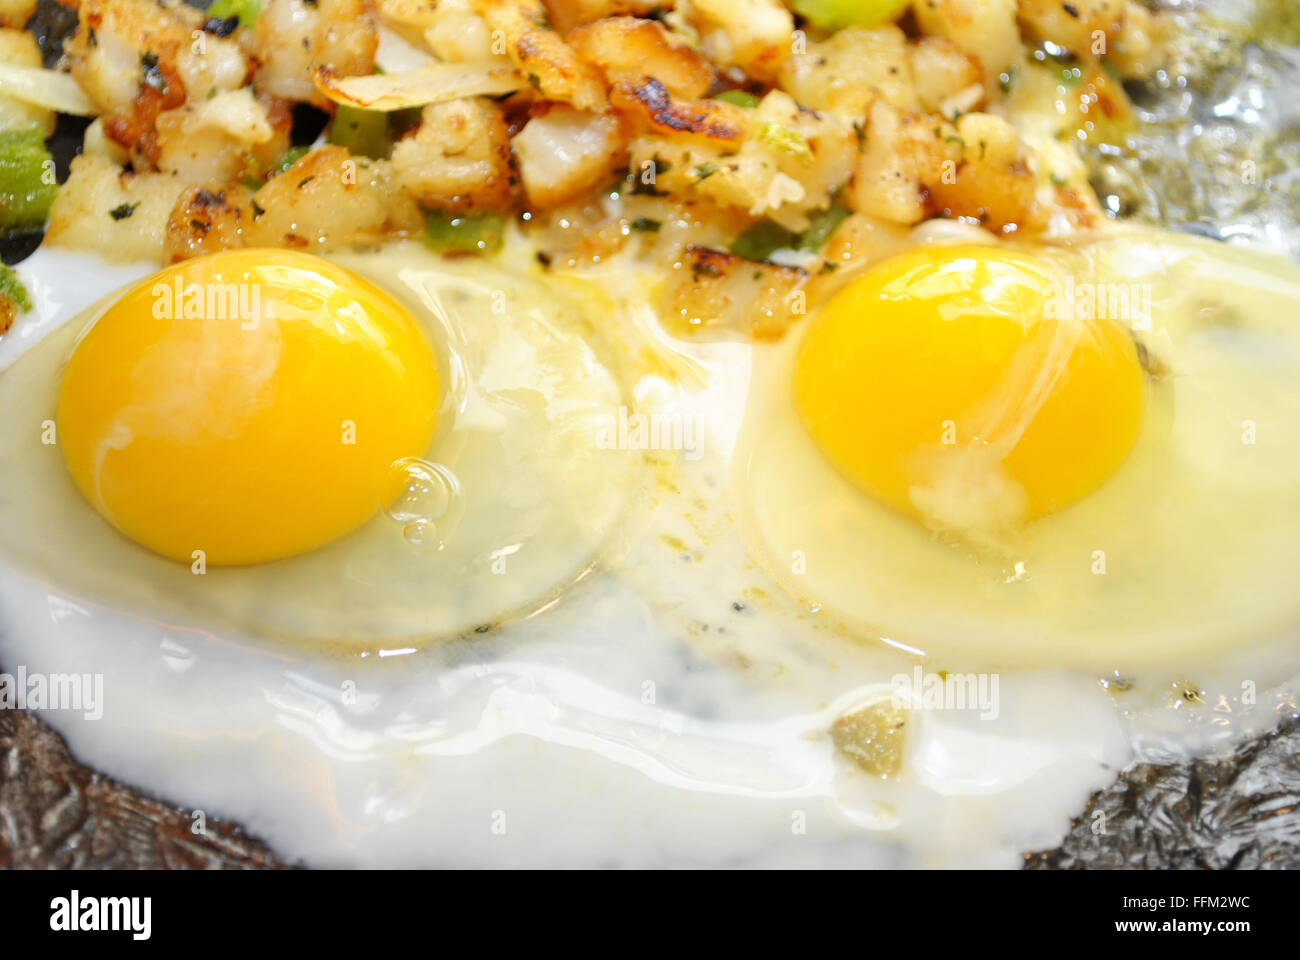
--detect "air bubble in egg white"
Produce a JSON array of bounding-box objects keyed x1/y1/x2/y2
[
  {"x1": 384, "y1": 457, "x2": 459, "y2": 547},
  {"x1": 402, "y1": 519, "x2": 437, "y2": 546}
]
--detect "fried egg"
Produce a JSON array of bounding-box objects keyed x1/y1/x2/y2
[
  {"x1": 737, "y1": 229, "x2": 1300, "y2": 670},
  {"x1": 0, "y1": 245, "x2": 646, "y2": 645}
]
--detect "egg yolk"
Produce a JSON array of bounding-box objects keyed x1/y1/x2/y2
[
  {"x1": 57, "y1": 250, "x2": 440, "y2": 566},
  {"x1": 795, "y1": 245, "x2": 1144, "y2": 530}
]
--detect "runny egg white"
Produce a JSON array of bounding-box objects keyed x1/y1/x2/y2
[{"x1": 0, "y1": 225, "x2": 1296, "y2": 867}]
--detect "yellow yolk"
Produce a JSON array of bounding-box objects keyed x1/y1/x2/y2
[
  {"x1": 57, "y1": 250, "x2": 440, "y2": 566},
  {"x1": 795, "y1": 245, "x2": 1144, "y2": 530}
]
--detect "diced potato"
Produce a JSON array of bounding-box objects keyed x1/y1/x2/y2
[
  {"x1": 163, "y1": 184, "x2": 254, "y2": 262},
  {"x1": 377, "y1": 0, "x2": 444, "y2": 48},
  {"x1": 82, "y1": 117, "x2": 130, "y2": 165},
  {"x1": 175, "y1": 27, "x2": 250, "y2": 105},
  {"x1": 1108, "y1": 1, "x2": 1167, "y2": 79},
  {"x1": 779, "y1": 25, "x2": 916, "y2": 119},
  {"x1": 628, "y1": 89, "x2": 855, "y2": 232},
  {"x1": 610, "y1": 78, "x2": 745, "y2": 151},
  {"x1": 1064, "y1": 64, "x2": 1134, "y2": 144},
  {"x1": 570, "y1": 17, "x2": 713, "y2": 100},
  {"x1": 909, "y1": 36, "x2": 983, "y2": 116},
  {"x1": 662, "y1": 245, "x2": 807, "y2": 340},
  {"x1": 721, "y1": 91, "x2": 856, "y2": 230},
  {"x1": 65, "y1": 0, "x2": 188, "y2": 113},
  {"x1": 0, "y1": 29, "x2": 33, "y2": 63},
  {"x1": 685, "y1": 0, "x2": 793, "y2": 81},
  {"x1": 478, "y1": 0, "x2": 608, "y2": 111},
  {"x1": 841, "y1": 105, "x2": 1038, "y2": 234},
  {"x1": 244, "y1": 145, "x2": 422, "y2": 250},
  {"x1": 0, "y1": 28, "x2": 53, "y2": 135},
  {"x1": 422, "y1": 0, "x2": 502, "y2": 63},
  {"x1": 926, "y1": 111, "x2": 1037, "y2": 231},
  {"x1": 62, "y1": 0, "x2": 247, "y2": 116},
  {"x1": 546, "y1": 0, "x2": 669, "y2": 34},
  {"x1": 1017, "y1": 0, "x2": 1124, "y2": 58},
  {"x1": 253, "y1": 0, "x2": 378, "y2": 107},
  {"x1": 911, "y1": 0, "x2": 1023, "y2": 91},
  {"x1": 848, "y1": 99, "x2": 953, "y2": 225},
  {"x1": 153, "y1": 89, "x2": 284, "y2": 184},
  {"x1": 390, "y1": 98, "x2": 514, "y2": 211},
  {"x1": 0, "y1": 0, "x2": 35, "y2": 29},
  {"x1": 512, "y1": 104, "x2": 626, "y2": 209},
  {"x1": 46, "y1": 154, "x2": 185, "y2": 261}
]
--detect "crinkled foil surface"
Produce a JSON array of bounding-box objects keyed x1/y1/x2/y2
[{"x1": 2, "y1": 0, "x2": 1298, "y2": 869}]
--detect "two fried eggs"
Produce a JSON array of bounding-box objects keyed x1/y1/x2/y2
[{"x1": 0, "y1": 223, "x2": 1298, "y2": 866}]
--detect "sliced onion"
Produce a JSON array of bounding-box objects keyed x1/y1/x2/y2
[
  {"x1": 0, "y1": 64, "x2": 97, "y2": 117},
  {"x1": 312, "y1": 63, "x2": 528, "y2": 112}
]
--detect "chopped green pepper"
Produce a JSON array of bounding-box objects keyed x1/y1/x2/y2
[
  {"x1": 797, "y1": 203, "x2": 850, "y2": 253},
  {"x1": 729, "y1": 203, "x2": 851, "y2": 263},
  {"x1": 1059, "y1": 64, "x2": 1083, "y2": 87},
  {"x1": 0, "y1": 129, "x2": 57, "y2": 236},
  {"x1": 714, "y1": 90, "x2": 761, "y2": 109},
  {"x1": 758, "y1": 122, "x2": 814, "y2": 164},
  {"x1": 239, "y1": 152, "x2": 266, "y2": 190},
  {"x1": 273, "y1": 145, "x2": 311, "y2": 175},
  {"x1": 205, "y1": 0, "x2": 262, "y2": 29},
  {"x1": 327, "y1": 104, "x2": 393, "y2": 160},
  {"x1": 0, "y1": 263, "x2": 32, "y2": 313},
  {"x1": 423, "y1": 210, "x2": 504, "y2": 255},
  {"x1": 730, "y1": 220, "x2": 798, "y2": 262},
  {"x1": 790, "y1": 0, "x2": 910, "y2": 31},
  {"x1": 389, "y1": 106, "x2": 424, "y2": 139}
]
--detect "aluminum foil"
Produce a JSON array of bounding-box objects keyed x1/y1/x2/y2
[
  {"x1": 2, "y1": 0, "x2": 1299, "y2": 869},
  {"x1": 1024, "y1": 715, "x2": 1300, "y2": 869},
  {"x1": 1085, "y1": 0, "x2": 1300, "y2": 259},
  {"x1": 0, "y1": 709, "x2": 287, "y2": 868}
]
